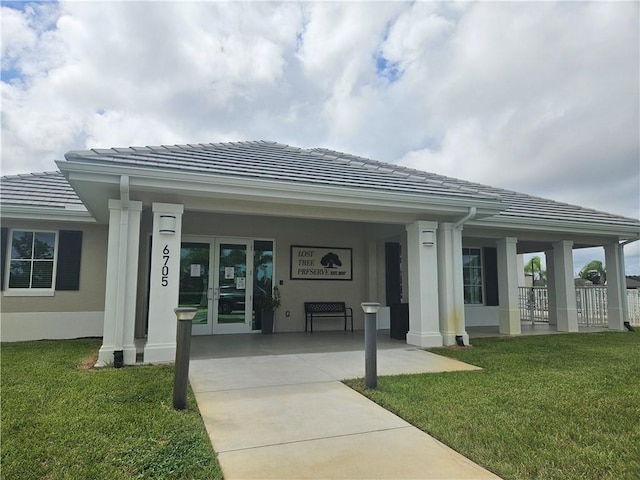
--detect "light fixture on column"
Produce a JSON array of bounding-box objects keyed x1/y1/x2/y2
[
  {"x1": 159, "y1": 215, "x2": 176, "y2": 235},
  {"x1": 421, "y1": 229, "x2": 434, "y2": 246}
]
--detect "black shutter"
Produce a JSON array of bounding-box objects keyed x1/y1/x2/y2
[
  {"x1": 55, "y1": 230, "x2": 83, "y2": 291},
  {"x1": 483, "y1": 247, "x2": 499, "y2": 306},
  {"x1": 0, "y1": 227, "x2": 7, "y2": 291},
  {"x1": 385, "y1": 242, "x2": 402, "y2": 306}
]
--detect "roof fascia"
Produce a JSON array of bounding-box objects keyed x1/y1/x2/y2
[
  {"x1": 0, "y1": 205, "x2": 96, "y2": 223},
  {"x1": 470, "y1": 215, "x2": 640, "y2": 239},
  {"x1": 58, "y1": 161, "x2": 506, "y2": 216}
]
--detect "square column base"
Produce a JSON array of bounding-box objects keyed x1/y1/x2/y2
[
  {"x1": 143, "y1": 343, "x2": 176, "y2": 364},
  {"x1": 499, "y1": 308, "x2": 522, "y2": 335},
  {"x1": 607, "y1": 307, "x2": 625, "y2": 331},
  {"x1": 407, "y1": 331, "x2": 443, "y2": 349},
  {"x1": 556, "y1": 308, "x2": 579, "y2": 332},
  {"x1": 97, "y1": 346, "x2": 115, "y2": 367},
  {"x1": 97, "y1": 345, "x2": 139, "y2": 367},
  {"x1": 442, "y1": 332, "x2": 469, "y2": 346},
  {"x1": 123, "y1": 345, "x2": 137, "y2": 365}
]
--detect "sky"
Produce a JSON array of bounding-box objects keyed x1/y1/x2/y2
[{"x1": 1, "y1": 1, "x2": 639, "y2": 275}]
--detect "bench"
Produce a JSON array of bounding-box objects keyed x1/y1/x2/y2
[{"x1": 304, "y1": 302, "x2": 353, "y2": 333}]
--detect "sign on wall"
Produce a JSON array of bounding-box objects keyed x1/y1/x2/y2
[{"x1": 290, "y1": 245, "x2": 353, "y2": 281}]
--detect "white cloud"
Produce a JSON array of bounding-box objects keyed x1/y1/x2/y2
[
  {"x1": 1, "y1": 1, "x2": 638, "y2": 269},
  {"x1": 397, "y1": 1, "x2": 639, "y2": 219}
]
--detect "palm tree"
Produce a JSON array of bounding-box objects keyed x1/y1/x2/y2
[
  {"x1": 524, "y1": 256, "x2": 546, "y2": 284},
  {"x1": 579, "y1": 260, "x2": 605, "y2": 285}
]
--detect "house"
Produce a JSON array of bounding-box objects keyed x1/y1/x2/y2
[
  {"x1": 2, "y1": 141, "x2": 638, "y2": 365},
  {"x1": 626, "y1": 276, "x2": 640, "y2": 289}
]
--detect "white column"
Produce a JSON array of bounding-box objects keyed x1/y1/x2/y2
[
  {"x1": 122, "y1": 204, "x2": 142, "y2": 365},
  {"x1": 545, "y1": 250, "x2": 557, "y2": 326},
  {"x1": 605, "y1": 242, "x2": 626, "y2": 330},
  {"x1": 98, "y1": 199, "x2": 142, "y2": 366},
  {"x1": 437, "y1": 223, "x2": 467, "y2": 346},
  {"x1": 144, "y1": 203, "x2": 184, "y2": 363},
  {"x1": 497, "y1": 237, "x2": 521, "y2": 335},
  {"x1": 552, "y1": 240, "x2": 578, "y2": 332},
  {"x1": 517, "y1": 255, "x2": 526, "y2": 286},
  {"x1": 405, "y1": 221, "x2": 442, "y2": 348},
  {"x1": 619, "y1": 245, "x2": 630, "y2": 323}
]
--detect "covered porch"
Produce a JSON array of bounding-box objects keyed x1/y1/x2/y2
[
  {"x1": 55, "y1": 141, "x2": 638, "y2": 366},
  {"x1": 138, "y1": 325, "x2": 609, "y2": 362}
]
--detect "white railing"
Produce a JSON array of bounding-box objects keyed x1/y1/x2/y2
[
  {"x1": 629, "y1": 290, "x2": 640, "y2": 326},
  {"x1": 518, "y1": 286, "x2": 549, "y2": 323},
  {"x1": 517, "y1": 287, "x2": 640, "y2": 326},
  {"x1": 575, "y1": 287, "x2": 607, "y2": 326}
]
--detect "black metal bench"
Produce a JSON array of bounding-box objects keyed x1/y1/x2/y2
[{"x1": 304, "y1": 302, "x2": 353, "y2": 333}]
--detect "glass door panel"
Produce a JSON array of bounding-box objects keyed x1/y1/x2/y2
[
  {"x1": 179, "y1": 242, "x2": 212, "y2": 335},
  {"x1": 252, "y1": 240, "x2": 274, "y2": 331},
  {"x1": 214, "y1": 240, "x2": 252, "y2": 334}
]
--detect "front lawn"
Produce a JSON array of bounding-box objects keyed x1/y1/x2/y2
[
  {"x1": 1, "y1": 338, "x2": 222, "y2": 480},
  {"x1": 346, "y1": 332, "x2": 640, "y2": 480}
]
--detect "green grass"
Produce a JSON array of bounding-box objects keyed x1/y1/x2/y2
[
  {"x1": 346, "y1": 332, "x2": 640, "y2": 480},
  {"x1": 1, "y1": 338, "x2": 222, "y2": 480}
]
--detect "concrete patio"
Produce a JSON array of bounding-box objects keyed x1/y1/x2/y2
[
  {"x1": 188, "y1": 330, "x2": 502, "y2": 479},
  {"x1": 186, "y1": 325, "x2": 609, "y2": 360}
]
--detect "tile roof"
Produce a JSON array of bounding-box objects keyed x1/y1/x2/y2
[
  {"x1": 62, "y1": 140, "x2": 639, "y2": 228},
  {"x1": 65, "y1": 141, "x2": 498, "y2": 203},
  {"x1": 1, "y1": 142, "x2": 637, "y2": 231},
  {"x1": 310, "y1": 147, "x2": 639, "y2": 227},
  {"x1": 1, "y1": 171, "x2": 83, "y2": 209}
]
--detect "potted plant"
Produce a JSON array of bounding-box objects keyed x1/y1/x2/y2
[{"x1": 260, "y1": 285, "x2": 281, "y2": 334}]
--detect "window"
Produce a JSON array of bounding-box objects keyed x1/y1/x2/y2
[
  {"x1": 462, "y1": 247, "x2": 483, "y2": 304},
  {"x1": 1, "y1": 228, "x2": 82, "y2": 295},
  {"x1": 8, "y1": 230, "x2": 57, "y2": 289}
]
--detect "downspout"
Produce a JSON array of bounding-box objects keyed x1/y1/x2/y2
[
  {"x1": 453, "y1": 206, "x2": 477, "y2": 229},
  {"x1": 452, "y1": 207, "x2": 477, "y2": 346},
  {"x1": 114, "y1": 175, "x2": 130, "y2": 368}
]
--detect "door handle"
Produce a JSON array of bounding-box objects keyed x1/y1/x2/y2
[
  {"x1": 213, "y1": 288, "x2": 220, "y2": 300},
  {"x1": 208, "y1": 288, "x2": 214, "y2": 301}
]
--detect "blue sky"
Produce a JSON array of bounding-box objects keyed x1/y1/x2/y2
[{"x1": 1, "y1": 1, "x2": 638, "y2": 274}]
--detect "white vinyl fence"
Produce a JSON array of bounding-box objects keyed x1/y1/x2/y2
[
  {"x1": 629, "y1": 290, "x2": 640, "y2": 325},
  {"x1": 518, "y1": 287, "x2": 640, "y2": 327}
]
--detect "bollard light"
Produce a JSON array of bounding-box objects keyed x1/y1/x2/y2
[
  {"x1": 361, "y1": 302, "x2": 381, "y2": 389},
  {"x1": 361, "y1": 302, "x2": 381, "y2": 314},
  {"x1": 175, "y1": 307, "x2": 198, "y2": 321},
  {"x1": 173, "y1": 307, "x2": 197, "y2": 410}
]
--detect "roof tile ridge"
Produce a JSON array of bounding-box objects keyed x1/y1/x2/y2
[
  {"x1": 2, "y1": 171, "x2": 64, "y2": 181},
  {"x1": 305, "y1": 147, "x2": 366, "y2": 165},
  {"x1": 306, "y1": 148, "x2": 501, "y2": 199}
]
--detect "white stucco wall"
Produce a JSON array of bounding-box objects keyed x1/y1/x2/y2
[
  {"x1": 464, "y1": 306, "x2": 500, "y2": 327},
  {"x1": 1, "y1": 311, "x2": 103, "y2": 342},
  {"x1": 1, "y1": 220, "x2": 108, "y2": 342},
  {"x1": 1, "y1": 221, "x2": 108, "y2": 314}
]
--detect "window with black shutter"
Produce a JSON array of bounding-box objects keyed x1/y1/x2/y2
[{"x1": 1, "y1": 228, "x2": 82, "y2": 293}]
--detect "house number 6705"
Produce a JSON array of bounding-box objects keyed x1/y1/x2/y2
[{"x1": 161, "y1": 245, "x2": 170, "y2": 286}]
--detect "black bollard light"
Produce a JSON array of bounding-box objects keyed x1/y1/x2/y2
[
  {"x1": 361, "y1": 302, "x2": 381, "y2": 389},
  {"x1": 173, "y1": 307, "x2": 197, "y2": 410}
]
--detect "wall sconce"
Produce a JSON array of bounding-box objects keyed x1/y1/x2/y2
[
  {"x1": 159, "y1": 215, "x2": 176, "y2": 235},
  {"x1": 421, "y1": 229, "x2": 434, "y2": 246}
]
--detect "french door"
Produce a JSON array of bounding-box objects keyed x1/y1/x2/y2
[{"x1": 179, "y1": 238, "x2": 253, "y2": 335}]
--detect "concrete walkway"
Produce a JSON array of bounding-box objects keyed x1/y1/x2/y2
[{"x1": 189, "y1": 346, "x2": 501, "y2": 479}]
